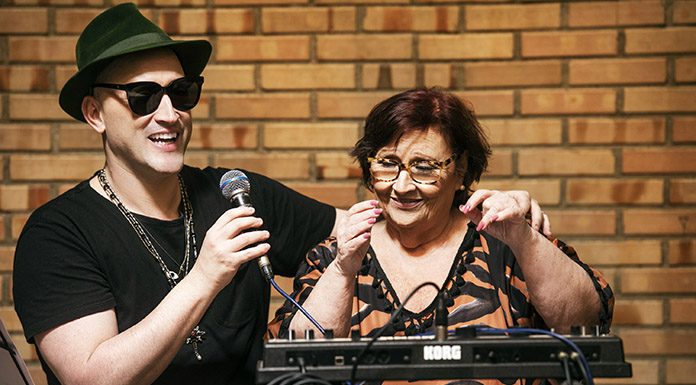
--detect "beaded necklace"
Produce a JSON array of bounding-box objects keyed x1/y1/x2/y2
[{"x1": 97, "y1": 169, "x2": 206, "y2": 361}]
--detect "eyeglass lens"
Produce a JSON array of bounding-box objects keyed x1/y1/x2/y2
[
  {"x1": 370, "y1": 159, "x2": 441, "y2": 184},
  {"x1": 128, "y1": 77, "x2": 202, "y2": 116}
]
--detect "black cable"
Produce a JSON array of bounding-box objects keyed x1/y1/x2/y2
[
  {"x1": 348, "y1": 281, "x2": 441, "y2": 384},
  {"x1": 559, "y1": 351, "x2": 572, "y2": 385},
  {"x1": 270, "y1": 277, "x2": 326, "y2": 335},
  {"x1": 571, "y1": 351, "x2": 592, "y2": 385}
]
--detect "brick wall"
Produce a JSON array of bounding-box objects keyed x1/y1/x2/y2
[{"x1": 1, "y1": 1, "x2": 695, "y2": 384}]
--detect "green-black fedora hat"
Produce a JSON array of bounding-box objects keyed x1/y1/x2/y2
[{"x1": 59, "y1": 2, "x2": 212, "y2": 122}]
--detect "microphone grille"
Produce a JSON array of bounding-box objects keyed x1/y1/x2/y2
[{"x1": 220, "y1": 169, "x2": 251, "y2": 200}]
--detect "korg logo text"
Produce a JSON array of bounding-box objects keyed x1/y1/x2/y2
[{"x1": 423, "y1": 345, "x2": 461, "y2": 360}]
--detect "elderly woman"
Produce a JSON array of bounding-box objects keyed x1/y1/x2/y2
[{"x1": 268, "y1": 89, "x2": 613, "y2": 376}]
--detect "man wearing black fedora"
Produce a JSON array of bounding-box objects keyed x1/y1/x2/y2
[{"x1": 12, "y1": 3, "x2": 341, "y2": 384}]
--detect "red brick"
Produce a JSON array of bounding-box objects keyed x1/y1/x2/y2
[
  {"x1": 261, "y1": 64, "x2": 355, "y2": 89},
  {"x1": 216, "y1": 93, "x2": 310, "y2": 119},
  {"x1": 675, "y1": 57, "x2": 696, "y2": 82},
  {"x1": 10, "y1": 155, "x2": 104, "y2": 181},
  {"x1": 216, "y1": 0, "x2": 306, "y2": 4},
  {"x1": 521, "y1": 89, "x2": 616, "y2": 115},
  {"x1": 114, "y1": 0, "x2": 205, "y2": 5},
  {"x1": 613, "y1": 299, "x2": 663, "y2": 326},
  {"x1": 190, "y1": 124, "x2": 258, "y2": 150},
  {"x1": 9, "y1": 94, "x2": 68, "y2": 121},
  {"x1": 0, "y1": 124, "x2": 51, "y2": 150},
  {"x1": 315, "y1": 153, "x2": 361, "y2": 180},
  {"x1": 521, "y1": 31, "x2": 617, "y2": 58},
  {"x1": 55, "y1": 65, "x2": 77, "y2": 90},
  {"x1": 363, "y1": 64, "x2": 417, "y2": 89},
  {"x1": 620, "y1": 328, "x2": 696, "y2": 355},
  {"x1": 671, "y1": 299, "x2": 696, "y2": 324},
  {"x1": 545, "y1": 209, "x2": 616, "y2": 236},
  {"x1": 0, "y1": 246, "x2": 15, "y2": 271},
  {"x1": 624, "y1": 209, "x2": 696, "y2": 235},
  {"x1": 364, "y1": 6, "x2": 458, "y2": 32},
  {"x1": 667, "y1": 359, "x2": 696, "y2": 383},
  {"x1": 0, "y1": 307, "x2": 22, "y2": 332},
  {"x1": 486, "y1": 150, "x2": 512, "y2": 177},
  {"x1": 572, "y1": 240, "x2": 662, "y2": 266},
  {"x1": 519, "y1": 149, "x2": 615, "y2": 176},
  {"x1": 317, "y1": 92, "x2": 394, "y2": 118},
  {"x1": 671, "y1": 179, "x2": 696, "y2": 204},
  {"x1": 262, "y1": 8, "x2": 328, "y2": 33},
  {"x1": 673, "y1": 118, "x2": 696, "y2": 143},
  {"x1": 674, "y1": 0, "x2": 696, "y2": 24},
  {"x1": 423, "y1": 64, "x2": 456, "y2": 88},
  {"x1": 0, "y1": 8, "x2": 48, "y2": 33},
  {"x1": 568, "y1": 1, "x2": 664, "y2": 27},
  {"x1": 161, "y1": 9, "x2": 253, "y2": 35},
  {"x1": 420, "y1": 33, "x2": 514, "y2": 60},
  {"x1": 264, "y1": 123, "x2": 359, "y2": 149},
  {"x1": 287, "y1": 182, "x2": 359, "y2": 209},
  {"x1": 316, "y1": 0, "x2": 406, "y2": 4},
  {"x1": 214, "y1": 153, "x2": 310, "y2": 179},
  {"x1": 192, "y1": 95, "x2": 210, "y2": 120},
  {"x1": 197, "y1": 65, "x2": 254, "y2": 91},
  {"x1": 55, "y1": 9, "x2": 102, "y2": 33},
  {"x1": 216, "y1": 36, "x2": 310, "y2": 62},
  {"x1": 476, "y1": 179, "x2": 561, "y2": 206},
  {"x1": 465, "y1": 61, "x2": 561, "y2": 88},
  {"x1": 482, "y1": 119, "x2": 562, "y2": 145},
  {"x1": 466, "y1": 3, "x2": 560, "y2": 30},
  {"x1": 625, "y1": 87, "x2": 696, "y2": 113},
  {"x1": 0, "y1": 185, "x2": 51, "y2": 211},
  {"x1": 622, "y1": 267, "x2": 696, "y2": 294},
  {"x1": 182, "y1": 153, "x2": 211, "y2": 170},
  {"x1": 317, "y1": 34, "x2": 411, "y2": 60},
  {"x1": 568, "y1": 118, "x2": 665, "y2": 144},
  {"x1": 9, "y1": 37, "x2": 77, "y2": 62},
  {"x1": 669, "y1": 239, "x2": 696, "y2": 265},
  {"x1": 569, "y1": 58, "x2": 665, "y2": 85},
  {"x1": 567, "y1": 178, "x2": 664, "y2": 205},
  {"x1": 0, "y1": 65, "x2": 51, "y2": 92},
  {"x1": 625, "y1": 27, "x2": 696, "y2": 54},
  {"x1": 7, "y1": 0, "x2": 101, "y2": 4},
  {"x1": 58, "y1": 124, "x2": 101, "y2": 150},
  {"x1": 597, "y1": 359, "x2": 658, "y2": 385},
  {"x1": 623, "y1": 148, "x2": 696, "y2": 174},
  {"x1": 453, "y1": 91, "x2": 514, "y2": 117}
]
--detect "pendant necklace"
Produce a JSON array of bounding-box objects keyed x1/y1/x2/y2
[{"x1": 97, "y1": 169, "x2": 206, "y2": 361}]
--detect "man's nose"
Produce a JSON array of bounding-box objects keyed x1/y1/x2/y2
[{"x1": 153, "y1": 94, "x2": 178, "y2": 123}]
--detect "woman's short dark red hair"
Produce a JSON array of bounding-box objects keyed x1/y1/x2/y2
[{"x1": 351, "y1": 87, "x2": 491, "y2": 202}]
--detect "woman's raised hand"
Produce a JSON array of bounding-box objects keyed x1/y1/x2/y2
[
  {"x1": 334, "y1": 200, "x2": 382, "y2": 277},
  {"x1": 460, "y1": 190, "x2": 551, "y2": 244}
]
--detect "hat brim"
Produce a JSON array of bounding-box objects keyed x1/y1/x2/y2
[{"x1": 59, "y1": 39, "x2": 212, "y2": 122}]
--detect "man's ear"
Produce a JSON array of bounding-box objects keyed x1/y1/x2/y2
[{"x1": 81, "y1": 95, "x2": 106, "y2": 134}]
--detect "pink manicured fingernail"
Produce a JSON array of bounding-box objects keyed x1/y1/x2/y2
[
  {"x1": 367, "y1": 218, "x2": 376, "y2": 225},
  {"x1": 363, "y1": 232, "x2": 371, "y2": 239},
  {"x1": 370, "y1": 200, "x2": 379, "y2": 207},
  {"x1": 373, "y1": 208, "x2": 383, "y2": 215},
  {"x1": 476, "y1": 222, "x2": 484, "y2": 232}
]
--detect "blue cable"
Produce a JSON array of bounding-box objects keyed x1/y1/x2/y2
[
  {"x1": 269, "y1": 278, "x2": 326, "y2": 335},
  {"x1": 475, "y1": 326, "x2": 594, "y2": 385}
]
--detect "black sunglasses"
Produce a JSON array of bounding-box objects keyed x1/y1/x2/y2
[{"x1": 92, "y1": 76, "x2": 204, "y2": 116}]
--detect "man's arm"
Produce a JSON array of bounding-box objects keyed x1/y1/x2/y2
[{"x1": 34, "y1": 207, "x2": 270, "y2": 385}]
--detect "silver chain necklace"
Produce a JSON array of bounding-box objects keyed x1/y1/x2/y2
[{"x1": 97, "y1": 169, "x2": 206, "y2": 361}]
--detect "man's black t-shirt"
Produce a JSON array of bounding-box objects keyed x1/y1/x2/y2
[{"x1": 13, "y1": 166, "x2": 336, "y2": 385}]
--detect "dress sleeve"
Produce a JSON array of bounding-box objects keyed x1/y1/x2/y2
[
  {"x1": 267, "y1": 238, "x2": 338, "y2": 339},
  {"x1": 503, "y1": 235, "x2": 614, "y2": 333}
]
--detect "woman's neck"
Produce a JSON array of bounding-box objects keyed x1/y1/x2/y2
[
  {"x1": 91, "y1": 165, "x2": 182, "y2": 220},
  {"x1": 384, "y1": 207, "x2": 465, "y2": 252}
]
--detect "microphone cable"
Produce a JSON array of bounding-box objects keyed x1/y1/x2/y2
[{"x1": 269, "y1": 277, "x2": 326, "y2": 336}]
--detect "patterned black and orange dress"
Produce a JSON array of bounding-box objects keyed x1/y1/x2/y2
[{"x1": 268, "y1": 221, "x2": 614, "y2": 385}]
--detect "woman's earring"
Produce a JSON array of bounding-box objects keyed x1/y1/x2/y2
[{"x1": 458, "y1": 184, "x2": 466, "y2": 191}]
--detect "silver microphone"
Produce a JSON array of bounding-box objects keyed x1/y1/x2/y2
[{"x1": 219, "y1": 170, "x2": 273, "y2": 280}]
